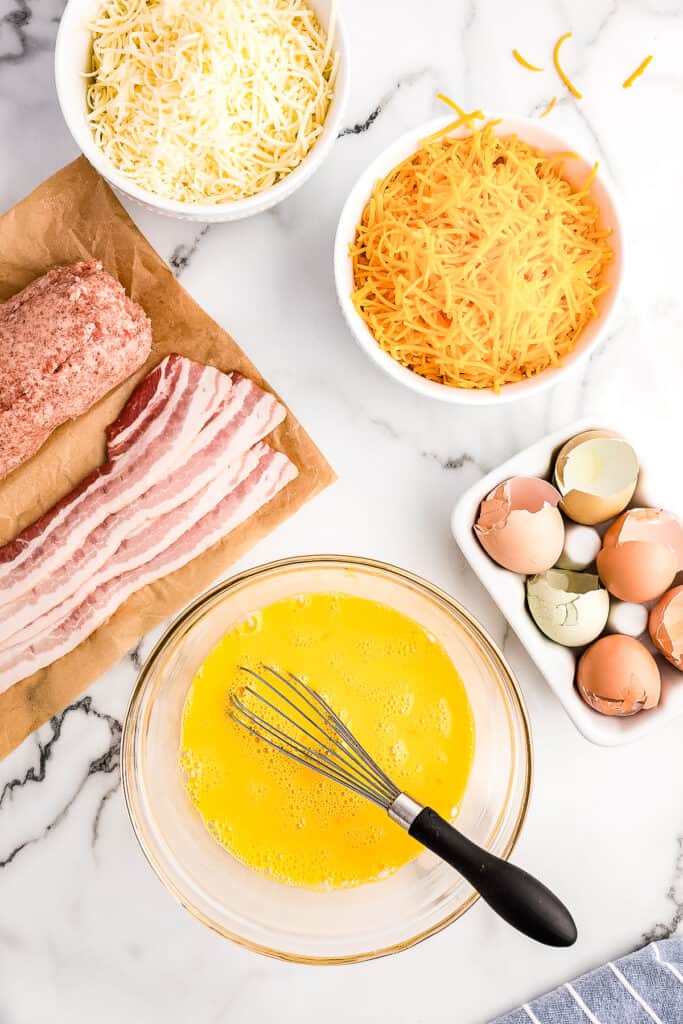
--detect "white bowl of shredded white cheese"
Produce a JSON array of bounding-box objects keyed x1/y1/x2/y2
[{"x1": 56, "y1": 0, "x2": 348, "y2": 221}]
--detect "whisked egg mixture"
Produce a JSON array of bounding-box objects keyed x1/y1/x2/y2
[{"x1": 180, "y1": 593, "x2": 475, "y2": 889}]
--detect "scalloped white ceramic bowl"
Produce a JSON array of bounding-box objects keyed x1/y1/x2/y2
[
  {"x1": 334, "y1": 115, "x2": 624, "y2": 405},
  {"x1": 55, "y1": 0, "x2": 348, "y2": 222}
]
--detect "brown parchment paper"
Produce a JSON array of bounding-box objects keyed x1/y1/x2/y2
[{"x1": 0, "y1": 157, "x2": 334, "y2": 758}]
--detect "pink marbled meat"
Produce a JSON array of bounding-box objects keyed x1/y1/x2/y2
[{"x1": 0, "y1": 260, "x2": 152, "y2": 479}]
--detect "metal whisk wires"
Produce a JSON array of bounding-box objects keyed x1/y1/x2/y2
[{"x1": 229, "y1": 665, "x2": 400, "y2": 809}]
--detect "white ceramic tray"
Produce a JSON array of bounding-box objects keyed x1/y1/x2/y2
[{"x1": 451, "y1": 419, "x2": 683, "y2": 746}]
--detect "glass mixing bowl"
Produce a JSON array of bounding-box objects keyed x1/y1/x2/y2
[{"x1": 122, "y1": 556, "x2": 532, "y2": 963}]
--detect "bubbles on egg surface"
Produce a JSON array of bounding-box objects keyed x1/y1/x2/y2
[
  {"x1": 438, "y1": 697, "x2": 453, "y2": 736},
  {"x1": 179, "y1": 749, "x2": 205, "y2": 791},
  {"x1": 230, "y1": 611, "x2": 263, "y2": 636},
  {"x1": 384, "y1": 689, "x2": 416, "y2": 717},
  {"x1": 246, "y1": 779, "x2": 269, "y2": 801},
  {"x1": 340, "y1": 822, "x2": 387, "y2": 850},
  {"x1": 388, "y1": 739, "x2": 408, "y2": 768},
  {"x1": 375, "y1": 719, "x2": 398, "y2": 740},
  {"x1": 290, "y1": 630, "x2": 313, "y2": 648},
  {"x1": 397, "y1": 641, "x2": 418, "y2": 658}
]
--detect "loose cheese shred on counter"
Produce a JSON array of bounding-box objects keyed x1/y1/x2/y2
[
  {"x1": 86, "y1": 0, "x2": 338, "y2": 204},
  {"x1": 539, "y1": 96, "x2": 557, "y2": 118},
  {"x1": 623, "y1": 55, "x2": 653, "y2": 88},
  {"x1": 512, "y1": 49, "x2": 544, "y2": 72},
  {"x1": 350, "y1": 119, "x2": 613, "y2": 393},
  {"x1": 553, "y1": 32, "x2": 583, "y2": 99}
]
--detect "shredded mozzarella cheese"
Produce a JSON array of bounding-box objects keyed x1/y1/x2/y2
[{"x1": 86, "y1": 0, "x2": 338, "y2": 204}]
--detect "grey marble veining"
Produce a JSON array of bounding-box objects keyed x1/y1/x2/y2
[
  {"x1": 0, "y1": 1, "x2": 682, "y2": 1022},
  {"x1": 0, "y1": 698, "x2": 121, "y2": 862},
  {"x1": 645, "y1": 838, "x2": 683, "y2": 944},
  {"x1": 338, "y1": 68, "x2": 435, "y2": 136},
  {"x1": 168, "y1": 225, "x2": 212, "y2": 277}
]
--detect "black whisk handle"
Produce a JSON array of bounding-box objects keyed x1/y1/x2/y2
[{"x1": 409, "y1": 807, "x2": 577, "y2": 947}]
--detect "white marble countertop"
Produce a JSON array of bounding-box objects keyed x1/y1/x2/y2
[{"x1": 1, "y1": 1, "x2": 683, "y2": 1021}]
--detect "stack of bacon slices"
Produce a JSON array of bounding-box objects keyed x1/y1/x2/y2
[{"x1": 0, "y1": 354, "x2": 297, "y2": 692}]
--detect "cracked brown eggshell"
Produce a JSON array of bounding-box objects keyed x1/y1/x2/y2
[
  {"x1": 649, "y1": 585, "x2": 683, "y2": 671},
  {"x1": 553, "y1": 430, "x2": 639, "y2": 526},
  {"x1": 577, "y1": 634, "x2": 661, "y2": 716},
  {"x1": 596, "y1": 508, "x2": 683, "y2": 602},
  {"x1": 474, "y1": 476, "x2": 565, "y2": 574}
]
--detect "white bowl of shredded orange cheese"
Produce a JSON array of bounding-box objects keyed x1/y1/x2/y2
[
  {"x1": 334, "y1": 114, "x2": 623, "y2": 404},
  {"x1": 55, "y1": 0, "x2": 348, "y2": 221}
]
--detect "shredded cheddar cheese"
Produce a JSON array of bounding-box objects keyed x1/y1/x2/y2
[
  {"x1": 553, "y1": 32, "x2": 583, "y2": 99},
  {"x1": 539, "y1": 96, "x2": 557, "y2": 118},
  {"x1": 422, "y1": 95, "x2": 485, "y2": 143},
  {"x1": 436, "y1": 94, "x2": 486, "y2": 128},
  {"x1": 513, "y1": 49, "x2": 544, "y2": 72},
  {"x1": 86, "y1": 0, "x2": 338, "y2": 204},
  {"x1": 350, "y1": 120, "x2": 613, "y2": 393},
  {"x1": 623, "y1": 55, "x2": 653, "y2": 88}
]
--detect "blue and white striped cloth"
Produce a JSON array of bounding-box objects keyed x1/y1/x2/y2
[{"x1": 492, "y1": 940, "x2": 683, "y2": 1023}]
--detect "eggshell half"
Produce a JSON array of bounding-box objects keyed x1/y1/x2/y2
[
  {"x1": 577, "y1": 635, "x2": 661, "y2": 716},
  {"x1": 554, "y1": 431, "x2": 639, "y2": 525},
  {"x1": 474, "y1": 477, "x2": 565, "y2": 574},
  {"x1": 607, "y1": 508, "x2": 683, "y2": 568},
  {"x1": 527, "y1": 569, "x2": 609, "y2": 647},
  {"x1": 597, "y1": 508, "x2": 682, "y2": 602},
  {"x1": 649, "y1": 585, "x2": 683, "y2": 671},
  {"x1": 597, "y1": 541, "x2": 677, "y2": 603}
]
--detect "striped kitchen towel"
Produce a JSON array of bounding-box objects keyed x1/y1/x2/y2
[{"x1": 492, "y1": 939, "x2": 683, "y2": 1023}]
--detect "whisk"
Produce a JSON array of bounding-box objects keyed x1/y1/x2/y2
[{"x1": 230, "y1": 665, "x2": 577, "y2": 947}]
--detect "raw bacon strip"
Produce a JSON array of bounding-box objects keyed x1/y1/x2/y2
[
  {"x1": 0, "y1": 356, "x2": 229, "y2": 605},
  {"x1": 0, "y1": 445, "x2": 297, "y2": 692},
  {"x1": 106, "y1": 355, "x2": 186, "y2": 457},
  {"x1": 2, "y1": 443, "x2": 264, "y2": 653},
  {"x1": 0, "y1": 375, "x2": 285, "y2": 648}
]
